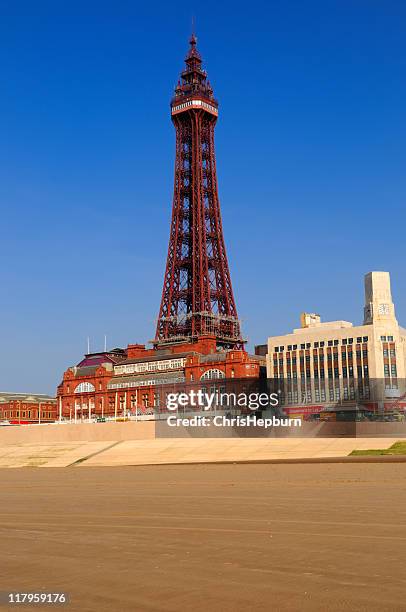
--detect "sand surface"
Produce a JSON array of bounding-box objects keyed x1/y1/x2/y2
[{"x1": 1, "y1": 463, "x2": 405, "y2": 611}]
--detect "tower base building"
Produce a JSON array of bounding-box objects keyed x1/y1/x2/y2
[{"x1": 57, "y1": 336, "x2": 265, "y2": 421}]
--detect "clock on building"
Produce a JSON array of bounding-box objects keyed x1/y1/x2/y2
[{"x1": 378, "y1": 303, "x2": 390, "y2": 315}]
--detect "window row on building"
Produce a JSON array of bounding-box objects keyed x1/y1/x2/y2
[
  {"x1": 114, "y1": 358, "x2": 186, "y2": 376},
  {"x1": 108, "y1": 375, "x2": 186, "y2": 390},
  {"x1": 274, "y1": 336, "x2": 370, "y2": 353}
]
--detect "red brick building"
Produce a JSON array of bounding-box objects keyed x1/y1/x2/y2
[
  {"x1": 57, "y1": 335, "x2": 265, "y2": 421},
  {"x1": 0, "y1": 392, "x2": 57, "y2": 424}
]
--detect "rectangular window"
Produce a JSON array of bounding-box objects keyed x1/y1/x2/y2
[
  {"x1": 363, "y1": 336, "x2": 368, "y2": 342},
  {"x1": 342, "y1": 339, "x2": 347, "y2": 345},
  {"x1": 387, "y1": 336, "x2": 394, "y2": 341},
  {"x1": 380, "y1": 336, "x2": 386, "y2": 341}
]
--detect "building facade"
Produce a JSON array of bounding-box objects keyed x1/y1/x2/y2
[
  {"x1": 57, "y1": 335, "x2": 264, "y2": 421},
  {"x1": 262, "y1": 272, "x2": 406, "y2": 416},
  {"x1": 0, "y1": 392, "x2": 57, "y2": 424}
]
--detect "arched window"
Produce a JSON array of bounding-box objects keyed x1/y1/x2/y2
[
  {"x1": 74, "y1": 382, "x2": 95, "y2": 394},
  {"x1": 200, "y1": 369, "x2": 225, "y2": 381}
]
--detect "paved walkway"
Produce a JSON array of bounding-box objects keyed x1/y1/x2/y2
[
  {"x1": 0, "y1": 438, "x2": 400, "y2": 467},
  {"x1": 79, "y1": 438, "x2": 400, "y2": 467},
  {"x1": 0, "y1": 441, "x2": 115, "y2": 468}
]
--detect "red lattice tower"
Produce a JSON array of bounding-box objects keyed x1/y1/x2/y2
[{"x1": 155, "y1": 34, "x2": 244, "y2": 349}]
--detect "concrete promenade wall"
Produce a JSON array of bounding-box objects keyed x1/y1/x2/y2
[
  {"x1": 155, "y1": 421, "x2": 350, "y2": 438},
  {"x1": 0, "y1": 419, "x2": 405, "y2": 446},
  {"x1": 0, "y1": 421, "x2": 156, "y2": 444},
  {"x1": 156, "y1": 420, "x2": 406, "y2": 438}
]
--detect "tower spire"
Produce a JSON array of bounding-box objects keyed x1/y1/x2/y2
[
  {"x1": 189, "y1": 31, "x2": 197, "y2": 49},
  {"x1": 155, "y1": 36, "x2": 243, "y2": 349}
]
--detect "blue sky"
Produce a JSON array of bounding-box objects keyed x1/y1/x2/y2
[{"x1": 0, "y1": 0, "x2": 405, "y2": 393}]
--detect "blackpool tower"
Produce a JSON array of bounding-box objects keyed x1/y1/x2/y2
[{"x1": 155, "y1": 34, "x2": 244, "y2": 349}]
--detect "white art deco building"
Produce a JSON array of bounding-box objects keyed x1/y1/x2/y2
[{"x1": 265, "y1": 272, "x2": 406, "y2": 412}]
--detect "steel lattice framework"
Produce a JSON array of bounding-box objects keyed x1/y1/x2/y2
[{"x1": 155, "y1": 34, "x2": 244, "y2": 349}]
